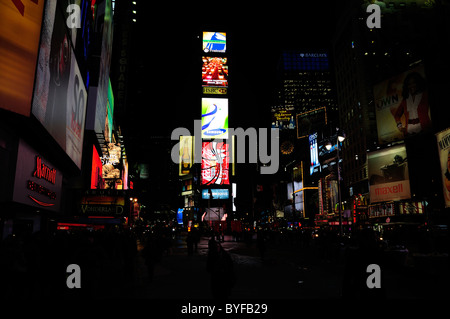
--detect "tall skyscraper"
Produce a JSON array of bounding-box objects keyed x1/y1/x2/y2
[{"x1": 277, "y1": 50, "x2": 337, "y2": 115}]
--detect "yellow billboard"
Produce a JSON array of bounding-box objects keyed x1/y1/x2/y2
[
  {"x1": 179, "y1": 136, "x2": 193, "y2": 176},
  {"x1": 0, "y1": 0, "x2": 45, "y2": 116}
]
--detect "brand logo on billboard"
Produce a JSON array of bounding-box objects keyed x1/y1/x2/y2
[
  {"x1": 80, "y1": 204, "x2": 124, "y2": 215},
  {"x1": 33, "y1": 156, "x2": 57, "y2": 184},
  {"x1": 299, "y1": 53, "x2": 327, "y2": 58},
  {"x1": 374, "y1": 183, "x2": 403, "y2": 195},
  {"x1": 203, "y1": 87, "x2": 227, "y2": 95}
]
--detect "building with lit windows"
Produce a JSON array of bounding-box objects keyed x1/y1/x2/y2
[
  {"x1": 332, "y1": 0, "x2": 450, "y2": 228},
  {"x1": 277, "y1": 50, "x2": 337, "y2": 115}
]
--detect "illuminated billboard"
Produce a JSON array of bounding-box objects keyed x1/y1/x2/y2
[
  {"x1": 102, "y1": 143, "x2": 121, "y2": 180},
  {"x1": 436, "y1": 127, "x2": 450, "y2": 208},
  {"x1": 202, "y1": 189, "x2": 230, "y2": 199},
  {"x1": 271, "y1": 106, "x2": 295, "y2": 130},
  {"x1": 287, "y1": 181, "x2": 304, "y2": 213},
  {"x1": 32, "y1": 2, "x2": 87, "y2": 169},
  {"x1": 201, "y1": 142, "x2": 230, "y2": 185},
  {"x1": 368, "y1": 144, "x2": 411, "y2": 203},
  {"x1": 80, "y1": 192, "x2": 125, "y2": 216},
  {"x1": 203, "y1": 32, "x2": 226, "y2": 53},
  {"x1": 202, "y1": 207, "x2": 226, "y2": 221},
  {"x1": 309, "y1": 133, "x2": 320, "y2": 175},
  {"x1": 373, "y1": 65, "x2": 431, "y2": 144},
  {"x1": 0, "y1": 0, "x2": 44, "y2": 116},
  {"x1": 91, "y1": 146, "x2": 104, "y2": 189},
  {"x1": 202, "y1": 57, "x2": 228, "y2": 88},
  {"x1": 202, "y1": 98, "x2": 228, "y2": 139},
  {"x1": 179, "y1": 136, "x2": 193, "y2": 176},
  {"x1": 13, "y1": 139, "x2": 63, "y2": 212},
  {"x1": 296, "y1": 107, "x2": 327, "y2": 139}
]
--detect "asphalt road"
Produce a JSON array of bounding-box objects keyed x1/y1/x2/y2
[{"x1": 130, "y1": 233, "x2": 449, "y2": 300}]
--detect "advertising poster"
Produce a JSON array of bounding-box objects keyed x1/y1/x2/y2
[
  {"x1": 202, "y1": 32, "x2": 226, "y2": 53},
  {"x1": 0, "y1": 0, "x2": 44, "y2": 116},
  {"x1": 309, "y1": 132, "x2": 320, "y2": 175},
  {"x1": 368, "y1": 144, "x2": 411, "y2": 203},
  {"x1": 66, "y1": 53, "x2": 88, "y2": 169},
  {"x1": 201, "y1": 189, "x2": 229, "y2": 199},
  {"x1": 32, "y1": 1, "x2": 87, "y2": 169},
  {"x1": 287, "y1": 181, "x2": 304, "y2": 213},
  {"x1": 179, "y1": 136, "x2": 193, "y2": 176},
  {"x1": 201, "y1": 98, "x2": 228, "y2": 139},
  {"x1": 201, "y1": 142, "x2": 230, "y2": 185},
  {"x1": 13, "y1": 140, "x2": 63, "y2": 212},
  {"x1": 271, "y1": 106, "x2": 296, "y2": 130},
  {"x1": 296, "y1": 107, "x2": 327, "y2": 139},
  {"x1": 436, "y1": 127, "x2": 450, "y2": 207},
  {"x1": 95, "y1": 0, "x2": 114, "y2": 135},
  {"x1": 91, "y1": 146, "x2": 104, "y2": 189},
  {"x1": 202, "y1": 207, "x2": 226, "y2": 221},
  {"x1": 202, "y1": 57, "x2": 228, "y2": 88},
  {"x1": 373, "y1": 65, "x2": 432, "y2": 144}
]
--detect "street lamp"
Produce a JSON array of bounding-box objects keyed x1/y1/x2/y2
[{"x1": 326, "y1": 130, "x2": 346, "y2": 237}]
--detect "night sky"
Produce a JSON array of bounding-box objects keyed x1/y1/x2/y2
[{"x1": 126, "y1": 1, "x2": 340, "y2": 137}]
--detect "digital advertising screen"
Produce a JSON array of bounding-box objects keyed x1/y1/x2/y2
[
  {"x1": 296, "y1": 107, "x2": 327, "y2": 139},
  {"x1": 201, "y1": 142, "x2": 230, "y2": 185},
  {"x1": 179, "y1": 136, "x2": 193, "y2": 176},
  {"x1": 309, "y1": 133, "x2": 320, "y2": 175},
  {"x1": 271, "y1": 106, "x2": 295, "y2": 130},
  {"x1": 177, "y1": 208, "x2": 184, "y2": 225},
  {"x1": 32, "y1": 1, "x2": 87, "y2": 169},
  {"x1": 287, "y1": 181, "x2": 304, "y2": 213},
  {"x1": 91, "y1": 145, "x2": 104, "y2": 189},
  {"x1": 368, "y1": 144, "x2": 411, "y2": 203},
  {"x1": 202, "y1": 207, "x2": 226, "y2": 221},
  {"x1": 202, "y1": 57, "x2": 228, "y2": 88},
  {"x1": 0, "y1": 0, "x2": 44, "y2": 116},
  {"x1": 201, "y1": 189, "x2": 229, "y2": 200},
  {"x1": 201, "y1": 98, "x2": 228, "y2": 139},
  {"x1": 202, "y1": 32, "x2": 226, "y2": 53},
  {"x1": 373, "y1": 65, "x2": 431, "y2": 144}
]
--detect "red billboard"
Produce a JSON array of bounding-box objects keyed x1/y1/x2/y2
[
  {"x1": 201, "y1": 141, "x2": 230, "y2": 185},
  {"x1": 91, "y1": 145, "x2": 104, "y2": 189}
]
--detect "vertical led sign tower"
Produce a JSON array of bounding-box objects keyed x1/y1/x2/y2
[{"x1": 201, "y1": 31, "x2": 232, "y2": 226}]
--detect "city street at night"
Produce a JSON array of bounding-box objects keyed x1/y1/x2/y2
[
  {"x1": 132, "y1": 231, "x2": 449, "y2": 300},
  {"x1": 1, "y1": 0, "x2": 450, "y2": 312}
]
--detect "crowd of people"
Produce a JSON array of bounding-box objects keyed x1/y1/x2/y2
[{"x1": 1, "y1": 222, "x2": 446, "y2": 299}]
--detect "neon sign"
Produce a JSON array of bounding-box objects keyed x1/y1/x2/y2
[{"x1": 33, "y1": 156, "x2": 56, "y2": 184}]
